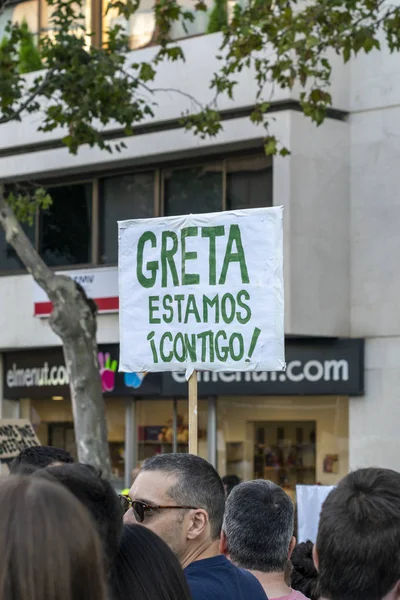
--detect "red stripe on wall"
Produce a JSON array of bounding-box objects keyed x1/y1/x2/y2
[
  {"x1": 34, "y1": 297, "x2": 119, "y2": 316},
  {"x1": 96, "y1": 297, "x2": 119, "y2": 311}
]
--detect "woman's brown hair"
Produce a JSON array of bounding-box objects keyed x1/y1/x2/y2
[{"x1": 0, "y1": 475, "x2": 107, "y2": 600}]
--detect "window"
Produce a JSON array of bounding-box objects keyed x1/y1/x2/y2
[
  {"x1": 0, "y1": 0, "x2": 39, "y2": 38},
  {"x1": 102, "y1": 0, "x2": 215, "y2": 50},
  {"x1": 102, "y1": 0, "x2": 155, "y2": 49},
  {"x1": 0, "y1": 224, "x2": 35, "y2": 271},
  {"x1": 218, "y1": 396, "x2": 349, "y2": 502},
  {"x1": 0, "y1": 151, "x2": 273, "y2": 275},
  {"x1": 100, "y1": 172, "x2": 155, "y2": 264},
  {"x1": 169, "y1": 0, "x2": 213, "y2": 41},
  {"x1": 39, "y1": 183, "x2": 93, "y2": 266},
  {"x1": 227, "y1": 155, "x2": 273, "y2": 210},
  {"x1": 163, "y1": 164, "x2": 223, "y2": 216},
  {"x1": 39, "y1": 0, "x2": 91, "y2": 40}
]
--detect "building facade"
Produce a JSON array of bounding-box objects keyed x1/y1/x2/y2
[{"x1": 0, "y1": 6, "x2": 398, "y2": 489}]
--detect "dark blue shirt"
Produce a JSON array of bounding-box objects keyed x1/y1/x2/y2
[{"x1": 185, "y1": 555, "x2": 267, "y2": 600}]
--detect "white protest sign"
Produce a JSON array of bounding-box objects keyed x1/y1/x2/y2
[
  {"x1": 118, "y1": 207, "x2": 285, "y2": 376},
  {"x1": 296, "y1": 485, "x2": 335, "y2": 543},
  {"x1": 0, "y1": 419, "x2": 40, "y2": 464}
]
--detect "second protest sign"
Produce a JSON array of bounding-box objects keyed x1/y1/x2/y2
[{"x1": 119, "y1": 206, "x2": 285, "y2": 377}]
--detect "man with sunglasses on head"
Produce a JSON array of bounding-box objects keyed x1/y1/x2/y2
[{"x1": 122, "y1": 453, "x2": 267, "y2": 600}]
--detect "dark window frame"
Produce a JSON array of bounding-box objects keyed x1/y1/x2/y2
[
  {"x1": 0, "y1": 149, "x2": 272, "y2": 275},
  {"x1": 0, "y1": 177, "x2": 97, "y2": 276},
  {"x1": 99, "y1": 168, "x2": 157, "y2": 265},
  {"x1": 161, "y1": 160, "x2": 225, "y2": 218},
  {"x1": 38, "y1": 179, "x2": 95, "y2": 268}
]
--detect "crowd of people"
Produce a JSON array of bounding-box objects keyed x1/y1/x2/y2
[{"x1": 2, "y1": 445, "x2": 399, "y2": 600}]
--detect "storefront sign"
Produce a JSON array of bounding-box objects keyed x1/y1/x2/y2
[
  {"x1": 3, "y1": 346, "x2": 161, "y2": 399},
  {"x1": 162, "y1": 339, "x2": 365, "y2": 396},
  {"x1": 3, "y1": 339, "x2": 364, "y2": 399},
  {"x1": 118, "y1": 207, "x2": 285, "y2": 375},
  {"x1": 0, "y1": 419, "x2": 40, "y2": 463},
  {"x1": 34, "y1": 266, "x2": 118, "y2": 317}
]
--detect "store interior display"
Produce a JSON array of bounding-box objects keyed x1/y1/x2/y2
[
  {"x1": 138, "y1": 414, "x2": 206, "y2": 461},
  {"x1": 253, "y1": 421, "x2": 316, "y2": 499},
  {"x1": 26, "y1": 394, "x2": 346, "y2": 498}
]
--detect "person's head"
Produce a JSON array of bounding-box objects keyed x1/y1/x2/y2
[
  {"x1": 0, "y1": 475, "x2": 106, "y2": 600},
  {"x1": 9, "y1": 445, "x2": 74, "y2": 474},
  {"x1": 221, "y1": 480, "x2": 295, "y2": 573},
  {"x1": 33, "y1": 463, "x2": 123, "y2": 570},
  {"x1": 222, "y1": 474, "x2": 241, "y2": 498},
  {"x1": 110, "y1": 524, "x2": 192, "y2": 600},
  {"x1": 291, "y1": 541, "x2": 320, "y2": 600},
  {"x1": 124, "y1": 453, "x2": 225, "y2": 561},
  {"x1": 315, "y1": 467, "x2": 400, "y2": 600}
]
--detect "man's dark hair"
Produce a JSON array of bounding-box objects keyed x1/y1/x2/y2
[
  {"x1": 222, "y1": 474, "x2": 241, "y2": 497},
  {"x1": 9, "y1": 446, "x2": 74, "y2": 474},
  {"x1": 141, "y1": 453, "x2": 225, "y2": 540},
  {"x1": 223, "y1": 480, "x2": 294, "y2": 572},
  {"x1": 317, "y1": 467, "x2": 400, "y2": 600},
  {"x1": 291, "y1": 541, "x2": 320, "y2": 600},
  {"x1": 33, "y1": 463, "x2": 123, "y2": 570}
]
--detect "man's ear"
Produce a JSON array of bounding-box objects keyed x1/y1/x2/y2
[
  {"x1": 288, "y1": 536, "x2": 296, "y2": 560},
  {"x1": 312, "y1": 543, "x2": 319, "y2": 573},
  {"x1": 186, "y1": 509, "x2": 208, "y2": 541},
  {"x1": 219, "y1": 530, "x2": 229, "y2": 555}
]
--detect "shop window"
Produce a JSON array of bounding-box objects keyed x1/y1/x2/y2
[
  {"x1": 0, "y1": 224, "x2": 36, "y2": 271},
  {"x1": 253, "y1": 421, "x2": 316, "y2": 497},
  {"x1": 137, "y1": 400, "x2": 177, "y2": 463},
  {"x1": 31, "y1": 397, "x2": 126, "y2": 485},
  {"x1": 227, "y1": 155, "x2": 273, "y2": 210},
  {"x1": 100, "y1": 171, "x2": 155, "y2": 264},
  {"x1": 39, "y1": 182, "x2": 93, "y2": 266},
  {"x1": 163, "y1": 163, "x2": 223, "y2": 216},
  {"x1": 218, "y1": 396, "x2": 349, "y2": 503},
  {"x1": 48, "y1": 423, "x2": 77, "y2": 460},
  {"x1": 136, "y1": 399, "x2": 208, "y2": 463}
]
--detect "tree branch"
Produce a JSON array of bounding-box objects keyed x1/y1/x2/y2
[
  {"x1": 133, "y1": 73, "x2": 213, "y2": 111},
  {"x1": 0, "y1": 70, "x2": 54, "y2": 126},
  {"x1": 0, "y1": 0, "x2": 14, "y2": 19}
]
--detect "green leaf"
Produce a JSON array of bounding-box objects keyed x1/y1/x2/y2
[
  {"x1": 139, "y1": 62, "x2": 156, "y2": 82},
  {"x1": 264, "y1": 136, "x2": 278, "y2": 156},
  {"x1": 343, "y1": 44, "x2": 351, "y2": 63},
  {"x1": 305, "y1": 35, "x2": 319, "y2": 49}
]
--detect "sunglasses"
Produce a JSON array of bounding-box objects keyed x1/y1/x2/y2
[{"x1": 119, "y1": 495, "x2": 197, "y2": 523}]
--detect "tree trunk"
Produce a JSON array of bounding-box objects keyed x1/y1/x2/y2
[
  {"x1": 150, "y1": 0, "x2": 162, "y2": 45},
  {"x1": 0, "y1": 188, "x2": 112, "y2": 478}
]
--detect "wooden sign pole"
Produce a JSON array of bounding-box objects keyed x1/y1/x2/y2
[{"x1": 188, "y1": 371, "x2": 198, "y2": 455}]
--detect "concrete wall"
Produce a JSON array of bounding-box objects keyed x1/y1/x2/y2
[
  {"x1": 285, "y1": 113, "x2": 350, "y2": 336},
  {"x1": 350, "y1": 338, "x2": 400, "y2": 472},
  {"x1": 348, "y1": 39, "x2": 400, "y2": 471},
  {"x1": 0, "y1": 33, "x2": 350, "y2": 165}
]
